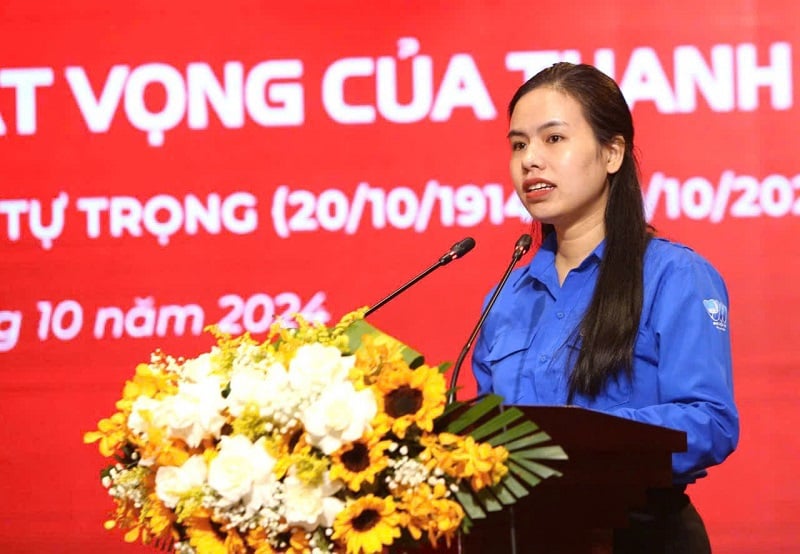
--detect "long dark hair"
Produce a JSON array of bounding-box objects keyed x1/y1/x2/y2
[{"x1": 508, "y1": 62, "x2": 651, "y2": 401}]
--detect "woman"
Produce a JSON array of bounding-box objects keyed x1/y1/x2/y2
[{"x1": 471, "y1": 63, "x2": 739, "y2": 553}]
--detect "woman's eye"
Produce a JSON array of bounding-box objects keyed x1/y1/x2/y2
[
  {"x1": 511, "y1": 141, "x2": 526, "y2": 151},
  {"x1": 546, "y1": 134, "x2": 563, "y2": 143}
]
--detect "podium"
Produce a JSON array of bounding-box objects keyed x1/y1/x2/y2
[{"x1": 455, "y1": 406, "x2": 686, "y2": 554}]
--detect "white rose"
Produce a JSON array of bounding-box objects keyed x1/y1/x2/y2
[
  {"x1": 227, "y1": 362, "x2": 291, "y2": 418},
  {"x1": 155, "y1": 455, "x2": 208, "y2": 508},
  {"x1": 208, "y1": 435, "x2": 276, "y2": 506},
  {"x1": 283, "y1": 471, "x2": 344, "y2": 530},
  {"x1": 156, "y1": 379, "x2": 226, "y2": 448},
  {"x1": 288, "y1": 343, "x2": 354, "y2": 398},
  {"x1": 302, "y1": 380, "x2": 377, "y2": 455}
]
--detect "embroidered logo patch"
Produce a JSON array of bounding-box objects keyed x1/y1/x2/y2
[{"x1": 703, "y1": 299, "x2": 728, "y2": 331}]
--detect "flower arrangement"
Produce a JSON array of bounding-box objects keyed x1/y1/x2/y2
[{"x1": 85, "y1": 310, "x2": 565, "y2": 553}]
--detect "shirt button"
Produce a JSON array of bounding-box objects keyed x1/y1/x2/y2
[
  {"x1": 539, "y1": 355, "x2": 548, "y2": 363},
  {"x1": 556, "y1": 312, "x2": 565, "y2": 319}
]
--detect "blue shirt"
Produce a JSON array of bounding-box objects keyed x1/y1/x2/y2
[{"x1": 472, "y1": 234, "x2": 739, "y2": 483}]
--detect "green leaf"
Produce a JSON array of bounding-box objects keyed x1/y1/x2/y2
[
  {"x1": 468, "y1": 408, "x2": 525, "y2": 441},
  {"x1": 476, "y1": 488, "x2": 503, "y2": 512},
  {"x1": 440, "y1": 399, "x2": 466, "y2": 419},
  {"x1": 445, "y1": 394, "x2": 503, "y2": 434},
  {"x1": 437, "y1": 361, "x2": 452, "y2": 374},
  {"x1": 504, "y1": 436, "x2": 568, "y2": 453},
  {"x1": 508, "y1": 459, "x2": 543, "y2": 487},
  {"x1": 508, "y1": 455, "x2": 564, "y2": 479},
  {"x1": 487, "y1": 420, "x2": 541, "y2": 446},
  {"x1": 497, "y1": 473, "x2": 529, "y2": 499},
  {"x1": 455, "y1": 488, "x2": 487, "y2": 520},
  {"x1": 491, "y1": 482, "x2": 518, "y2": 505},
  {"x1": 511, "y1": 445, "x2": 569, "y2": 459}
]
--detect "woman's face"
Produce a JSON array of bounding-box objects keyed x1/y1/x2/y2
[{"x1": 508, "y1": 86, "x2": 623, "y2": 235}]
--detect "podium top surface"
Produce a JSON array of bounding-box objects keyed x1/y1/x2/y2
[{"x1": 513, "y1": 404, "x2": 687, "y2": 453}]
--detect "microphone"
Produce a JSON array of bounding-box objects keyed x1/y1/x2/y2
[
  {"x1": 365, "y1": 237, "x2": 476, "y2": 317},
  {"x1": 447, "y1": 233, "x2": 532, "y2": 404}
]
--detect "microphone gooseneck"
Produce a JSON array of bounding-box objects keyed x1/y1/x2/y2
[
  {"x1": 365, "y1": 237, "x2": 476, "y2": 317},
  {"x1": 447, "y1": 233, "x2": 532, "y2": 404}
]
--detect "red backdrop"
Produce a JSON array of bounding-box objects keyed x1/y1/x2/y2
[{"x1": 1, "y1": 1, "x2": 798, "y2": 552}]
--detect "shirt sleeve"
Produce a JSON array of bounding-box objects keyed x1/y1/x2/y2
[{"x1": 610, "y1": 253, "x2": 739, "y2": 481}]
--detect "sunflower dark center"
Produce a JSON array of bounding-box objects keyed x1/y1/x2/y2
[
  {"x1": 386, "y1": 386, "x2": 422, "y2": 417},
  {"x1": 341, "y1": 442, "x2": 370, "y2": 472},
  {"x1": 352, "y1": 508, "x2": 380, "y2": 532}
]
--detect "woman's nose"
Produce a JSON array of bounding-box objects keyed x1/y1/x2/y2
[{"x1": 522, "y1": 145, "x2": 542, "y2": 170}]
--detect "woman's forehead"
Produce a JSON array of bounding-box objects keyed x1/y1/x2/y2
[{"x1": 510, "y1": 88, "x2": 587, "y2": 129}]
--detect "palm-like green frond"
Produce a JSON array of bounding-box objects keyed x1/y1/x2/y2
[{"x1": 442, "y1": 394, "x2": 568, "y2": 521}]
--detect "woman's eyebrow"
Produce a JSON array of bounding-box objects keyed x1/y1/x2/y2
[{"x1": 507, "y1": 119, "x2": 568, "y2": 139}]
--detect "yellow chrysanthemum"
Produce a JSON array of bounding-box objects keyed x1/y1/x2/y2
[
  {"x1": 420, "y1": 433, "x2": 509, "y2": 491},
  {"x1": 330, "y1": 432, "x2": 393, "y2": 492},
  {"x1": 332, "y1": 495, "x2": 403, "y2": 554},
  {"x1": 373, "y1": 364, "x2": 446, "y2": 439},
  {"x1": 350, "y1": 334, "x2": 408, "y2": 388},
  {"x1": 83, "y1": 411, "x2": 128, "y2": 456},
  {"x1": 120, "y1": 361, "x2": 178, "y2": 405},
  {"x1": 398, "y1": 483, "x2": 464, "y2": 547},
  {"x1": 136, "y1": 427, "x2": 191, "y2": 468}
]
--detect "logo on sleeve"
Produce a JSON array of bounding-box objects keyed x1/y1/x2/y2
[{"x1": 703, "y1": 299, "x2": 728, "y2": 331}]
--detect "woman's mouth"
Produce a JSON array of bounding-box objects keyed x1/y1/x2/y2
[{"x1": 523, "y1": 179, "x2": 555, "y2": 198}]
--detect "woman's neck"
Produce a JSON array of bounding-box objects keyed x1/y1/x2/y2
[{"x1": 554, "y1": 219, "x2": 605, "y2": 285}]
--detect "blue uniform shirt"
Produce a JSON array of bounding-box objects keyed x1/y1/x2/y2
[{"x1": 472, "y1": 234, "x2": 739, "y2": 484}]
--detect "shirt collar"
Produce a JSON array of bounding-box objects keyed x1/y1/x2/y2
[{"x1": 512, "y1": 232, "x2": 606, "y2": 290}]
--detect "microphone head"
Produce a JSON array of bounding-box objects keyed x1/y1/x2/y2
[
  {"x1": 514, "y1": 234, "x2": 532, "y2": 257},
  {"x1": 452, "y1": 237, "x2": 476, "y2": 258},
  {"x1": 440, "y1": 237, "x2": 476, "y2": 265}
]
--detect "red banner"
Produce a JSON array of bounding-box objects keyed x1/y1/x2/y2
[{"x1": 1, "y1": 1, "x2": 798, "y2": 551}]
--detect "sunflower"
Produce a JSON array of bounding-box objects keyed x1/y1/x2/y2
[
  {"x1": 185, "y1": 516, "x2": 247, "y2": 554},
  {"x1": 331, "y1": 495, "x2": 403, "y2": 554},
  {"x1": 142, "y1": 492, "x2": 178, "y2": 538},
  {"x1": 330, "y1": 432, "x2": 393, "y2": 492},
  {"x1": 373, "y1": 364, "x2": 446, "y2": 439}
]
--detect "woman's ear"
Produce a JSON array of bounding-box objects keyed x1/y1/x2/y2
[{"x1": 606, "y1": 136, "x2": 625, "y2": 174}]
